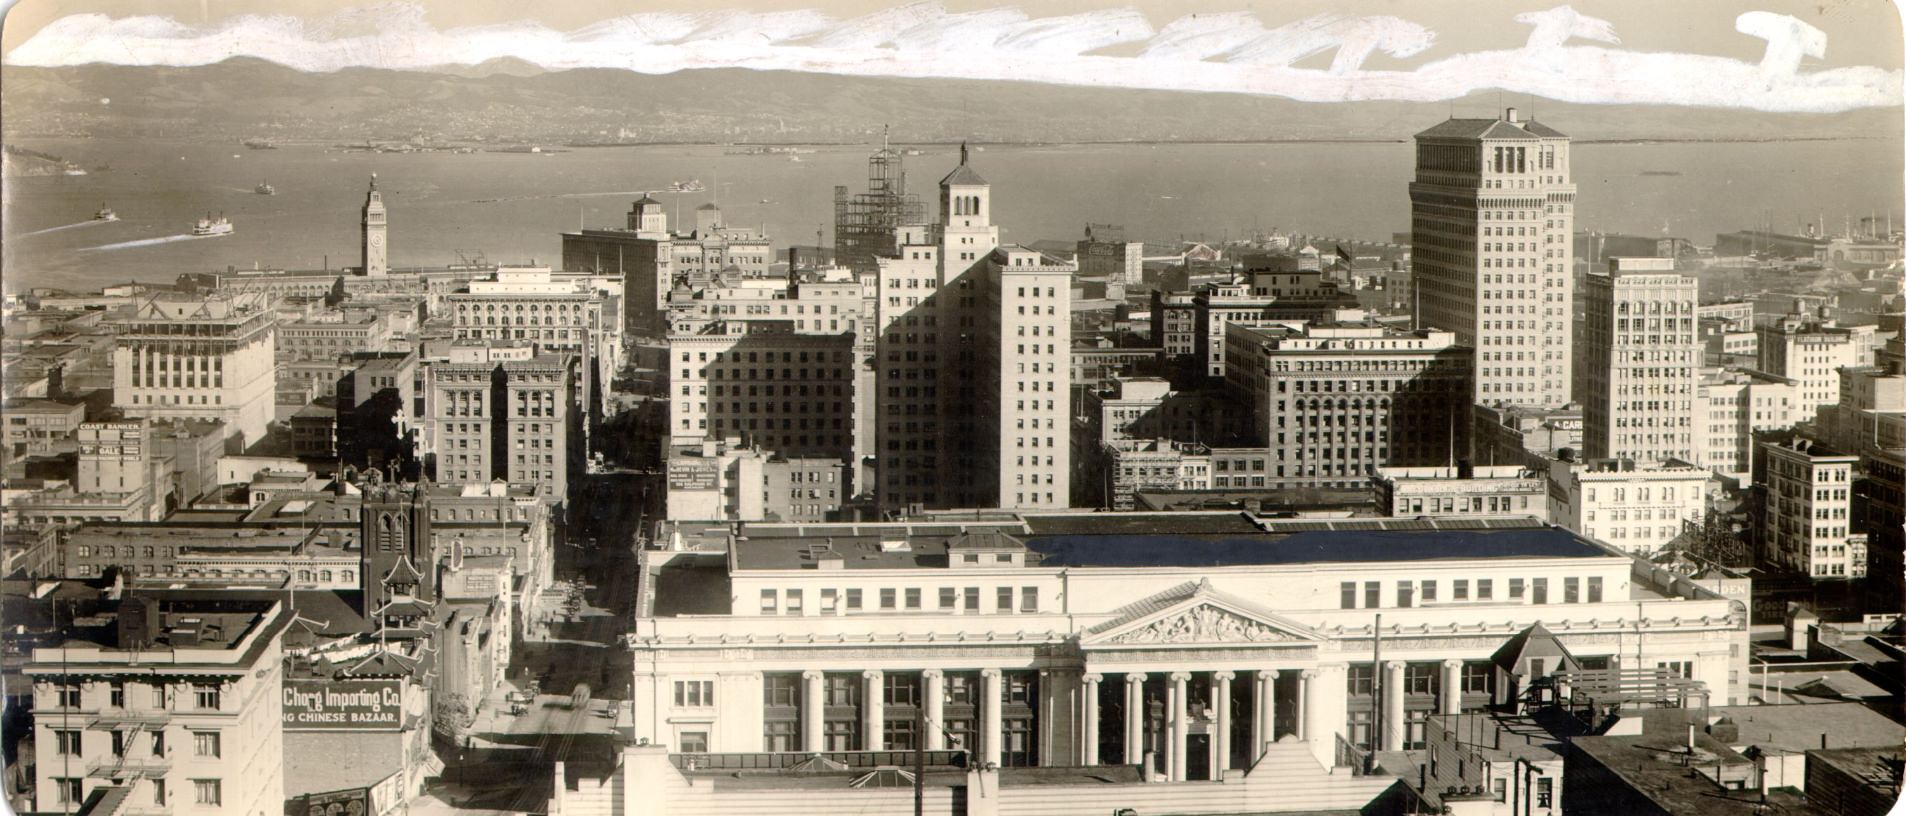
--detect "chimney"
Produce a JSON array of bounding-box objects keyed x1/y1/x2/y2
[{"x1": 1505, "y1": 107, "x2": 1520, "y2": 123}]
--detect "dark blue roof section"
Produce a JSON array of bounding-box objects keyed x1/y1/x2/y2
[{"x1": 1024, "y1": 527, "x2": 1605, "y2": 568}]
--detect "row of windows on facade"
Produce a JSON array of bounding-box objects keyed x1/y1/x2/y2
[
  {"x1": 129, "y1": 393, "x2": 227, "y2": 406},
  {"x1": 759, "y1": 585, "x2": 1040, "y2": 615},
  {"x1": 47, "y1": 680, "x2": 223, "y2": 710},
  {"x1": 1395, "y1": 494, "x2": 1534, "y2": 514},
  {"x1": 54, "y1": 727, "x2": 221, "y2": 759},
  {"x1": 49, "y1": 777, "x2": 222, "y2": 807},
  {"x1": 1338, "y1": 575, "x2": 1603, "y2": 609}
]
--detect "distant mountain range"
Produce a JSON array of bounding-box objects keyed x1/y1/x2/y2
[{"x1": 3, "y1": 57, "x2": 1899, "y2": 145}]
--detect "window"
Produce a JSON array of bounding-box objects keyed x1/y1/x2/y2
[
  {"x1": 1492, "y1": 779, "x2": 1507, "y2": 802},
  {"x1": 194, "y1": 731, "x2": 221, "y2": 758},
  {"x1": 1364, "y1": 581, "x2": 1380, "y2": 608},
  {"x1": 1420, "y1": 581, "x2": 1437, "y2": 603},
  {"x1": 939, "y1": 587, "x2": 957, "y2": 609},
  {"x1": 1509, "y1": 578, "x2": 1526, "y2": 599},
  {"x1": 1340, "y1": 582, "x2": 1357, "y2": 609},
  {"x1": 54, "y1": 778, "x2": 83, "y2": 806},
  {"x1": 1020, "y1": 587, "x2": 1038, "y2": 613},
  {"x1": 193, "y1": 684, "x2": 220, "y2": 710},
  {"x1": 56, "y1": 683, "x2": 81, "y2": 708},
  {"x1": 826, "y1": 675, "x2": 859, "y2": 707},
  {"x1": 904, "y1": 588, "x2": 921, "y2": 610},
  {"x1": 823, "y1": 720, "x2": 857, "y2": 751},
  {"x1": 678, "y1": 731, "x2": 709, "y2": 753},
  {"x1": 152, "y1": 779, "x2": 166, "y2": 806},
  {"x1": 1536, "y1": 777, "x2": 1553, "y2": 807},
  {"x1": 760, "y1": 589, "x2": 778, "y2": 615},
  {"x1": 1656, "y1": 660, "x2": 1693, "y2": 679},
  {"x1": 109, "y1": 682, "x2": 125, "y2": 709},
  {"x1": 1477, "y1": 579, "x2": 1493, "y2": 600},
  {"x1": 821, "y1": 588, "x2": 838, "y2": 612},
  {"x1": 194, "y1": 779, "x2": 221, "y2": 806},
  {"x1": 1531, "y1": 578, "x2": 1549, "y2": 605},
  {"x1": 883, "y1": 719, "x2": 918, "y2": 751},
  {"x1": 1461, "y1": 662, "x2": 1493, "y2": 695},
  {"x1": 964, "y1": 587, "x2": 980, "y2": 613},
  {"x1": 152, "y1": 731, "x2": 166, "y2": 757},
  {"x1": 1397, "y1": 581, "x2": 1414, "y2": 608},
  {"x1": 55, "y1": 730, "x2": 81, "y2": 756},
  {"x1": 764, "y1": 674, "x2": 802, "y2": 708},
  {"x1": 1587, "y1": 576, "x2": 1603, "y2": 603},
  {"x1": 764, "y1": 720, "x2": 799, "y2": 752},
  {"x1": 884, "y1": 674, "x2": 919, "y2": 707},
  {"x1": 1563, "y1": 577, "x2": 1579, "y2": 604},
  {"x1": 787, "y1": 589, "x2": 804, "y2": 614},
  {"x1": 674, "y1": 680, "x2": 714, "y2": 707},
  {"x1": 846, "y1": 588, "x2": 863, "y2": 610},
  {"x1": 1453, "y1": 579, "x2": 1469, "y2": 601},
  {"x1": 997, "y1": 586, "x2": 1015, "y2": 613},
  {"x1": 880, "y1": 588, "x2": 897, "y2": 610},
  {"x1": 1347, "y1": 664, "x2": 1376, "y2": 695},
  {"x1": 1404, "y1": 663, "x2": 1438, "y2": 695}
]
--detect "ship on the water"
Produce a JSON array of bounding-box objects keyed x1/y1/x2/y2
[
  {"x1": 255, "y1": 180, "x2": 276, "y2": 195},
  {"x1": 244, "y1": 139, "x2": 278, "y2": 150},
  {"x1": 1640, "y1": 169, "x2": 1683, "y2": 177},
  {"x1": 192, "y1": 215, "x2": 234, "y2": 236},
  {"x1": 93, "y1": 205, "x2": 117, "y2": 222},
  {"x1": 668, "y1": 179, "x2": 706, "y2": 193}
]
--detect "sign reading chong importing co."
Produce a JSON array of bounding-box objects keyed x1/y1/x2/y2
[{"x1": 282, "y1": 679, "x2": 404, "y2": 730}]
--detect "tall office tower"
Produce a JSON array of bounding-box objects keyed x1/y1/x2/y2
[
  {"x1": 1578, "y1": 258, "x2": 1701, "y2": 464},
  {"x1": 112, "y1": 292, "x2": 277, "y2": 447},
  {"x1": 362, "y1": 173, "x2": 388, "y2": 276},
  {"x1": 1409, "y1": 108, "x2": 1576, "y2": 407},
  {"x1": 873, "y1": 147, "x2": 1073, "y2": 511},
  {"x1": 425, "y1": 343, "x2": 577, "y2": 500}
]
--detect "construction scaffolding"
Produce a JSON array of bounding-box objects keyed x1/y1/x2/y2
[{"x1": 833, "y1": 127, "x2": 924, "y2": 276}]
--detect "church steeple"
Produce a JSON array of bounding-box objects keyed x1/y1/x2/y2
[{"x1": 361, "y1": 173, "x2": 388, "y2": 277}]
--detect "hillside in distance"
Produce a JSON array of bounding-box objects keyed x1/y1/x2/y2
[{"x1": 3, "y1": 58, "x2": 1900, "y2": 145}]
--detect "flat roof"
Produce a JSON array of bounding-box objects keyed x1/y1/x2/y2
[
  {"x1": 1710, "y1": 702, "x2": 1902, "y2": 753},
  {"x1": 1023, "y1": 527, "x2": 1605, "y2": 568},
  {"x1": 728, "y1": 519, "x2": 1608, "y2": 571}
]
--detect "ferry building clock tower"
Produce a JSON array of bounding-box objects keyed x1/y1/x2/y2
[{"x1": 362, "y1": 173, "x2": 388, "y2": 277}]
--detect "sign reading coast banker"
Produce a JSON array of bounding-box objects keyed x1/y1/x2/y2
[{"x1": 283, "y1": 679, "x2": 404, "y2": 730}]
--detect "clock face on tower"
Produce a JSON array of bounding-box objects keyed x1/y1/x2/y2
[{"x1": 369, "y1": 233, "x2": 384, "y2": 249}]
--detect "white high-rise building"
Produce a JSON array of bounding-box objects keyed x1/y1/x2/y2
[
  {"x1": 872, "y1": 146, "x2": 1073, "y2": 511},
  {"x1": 112, "y1": 292, "x2": 277, "y2": 447},
  {"x1": 1578, "y1": 257, "x2": 1700, "y2": 464},
  {"x1": 1409, "y1": 108, "x2": 1576, "y2": 408}
]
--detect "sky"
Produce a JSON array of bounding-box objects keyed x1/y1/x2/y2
[{"x1": 1, "y1": 0, "x2": 1901, "y2": 110}]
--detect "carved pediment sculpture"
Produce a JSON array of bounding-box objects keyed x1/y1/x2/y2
[{"x1": 1106, "y1": 604, "x2": 1297, "y2": 645}]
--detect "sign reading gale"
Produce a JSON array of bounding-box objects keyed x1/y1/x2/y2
[{"x1": 283, "y1": 679, "x2": 403, "y2": 730}]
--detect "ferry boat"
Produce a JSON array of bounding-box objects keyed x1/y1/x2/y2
[
  {"x1": 192, "y1": 214, "x2": 234, "y2": 236},
  {"x1": 668, "y1": 179, "x2": 706, "y2": 193},
  {"x1": 255, "y1": 180, "x2": 276, "y2": 195},
  {"x1": 93, "y1": 205, "x2": 117, "y2": 222}
]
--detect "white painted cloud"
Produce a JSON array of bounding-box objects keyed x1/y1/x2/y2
[{"x1": 5, "y1": 2, "x2": 1899, "y2": 112}]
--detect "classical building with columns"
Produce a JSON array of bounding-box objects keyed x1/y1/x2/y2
[{"x1": 632, "y1": 513, "x2": 1748, "y2": 784}]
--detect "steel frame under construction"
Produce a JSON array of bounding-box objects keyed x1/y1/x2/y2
[{"x1": 833, "y1": 129, "x2": 924, "y2": 275}]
